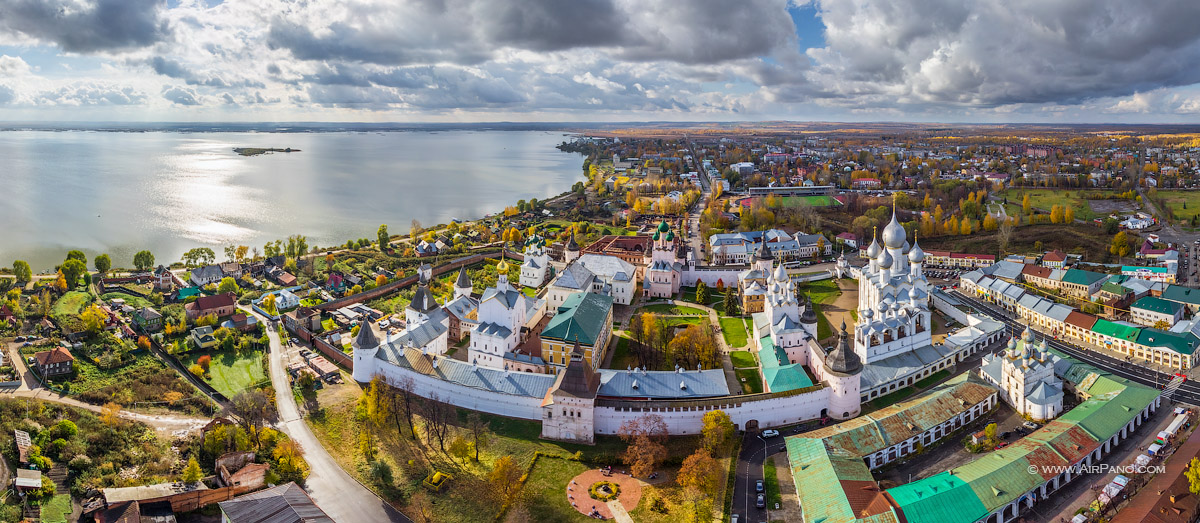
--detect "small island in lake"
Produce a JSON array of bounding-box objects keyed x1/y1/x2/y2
[{"x1": 233, "y1": 147, "x2": 301, "y2": 156}]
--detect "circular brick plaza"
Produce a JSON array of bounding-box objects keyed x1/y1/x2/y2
[{"x1": 565, "y1": 469, "x2": 643, "y2": 520}]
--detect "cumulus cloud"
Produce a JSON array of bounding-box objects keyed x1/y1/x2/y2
[
  {"x1": 0, "y1": 0, "x2": 169, "y2": 52},
  {"x1": 162, "y1": 86, "x2": 201, "y2": 106},
  {"x1": 34, "y1": 83, "x2": 147, "y2": 106},
  {"x1": 805, "y1": 0, "x2": 1200, "y2": 108},
  {"x1": 0, "y1": 55, "x2": 32, "y2": 76},
  {"x1": 0, "y1": 85, "x2": 14, "y2": 104}
]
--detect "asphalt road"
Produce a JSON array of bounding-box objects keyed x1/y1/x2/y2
[
  {"x1": 253, "y1": 309, "x2": 412, "y2": 523},
  {"x1": 732, "y1": 432, "x2": 768, "y2": 522},
  {"x1": 950, "y1": 291, "x2": 1195, "y2": 402}
]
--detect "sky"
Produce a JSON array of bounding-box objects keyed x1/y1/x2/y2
[{"x1": 2, "y1": 0, "x2": 1200, "y2": 124}]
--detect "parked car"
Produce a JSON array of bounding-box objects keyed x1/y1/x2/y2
[
  {"x1": 1022, "y1": 421, "x2": 1039, "y2": 430},
  {"x1": 994, "y1": 442, "x2": 1010, "y2": 450},
  {"x1": 761, "y1": 429, "x2": 780, "y2": 438},
  {"x1": 755, "y1": 480, "x2": 764, "y2": 493},
  {"x1": 731, "y1": 514, "x2": 739, "y2": 523},
  {"x1": 14, "y1": 336, "x2": 24, "y2": 342},
  {"x1": 756, "y1": 494, "x2": 765, "y2": 509}
]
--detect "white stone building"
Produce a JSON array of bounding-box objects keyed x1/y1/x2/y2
[
  {"x1": 519, "y1": 235, "x2": 550, "y2": 288},
  {"x1": 545, "y1": 253, "x2": 637, "y2": 309},
  {"x1": 979, "y1": 327, "x2": 1064, "y2": 421},
  {"x1": 644, "y1": 221, "x2": 685, "y2": 298},
  {"x1": 466, "y1": 258, "x2": 546, "y2": 369}
]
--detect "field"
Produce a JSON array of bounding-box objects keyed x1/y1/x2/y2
[
  {"x1": 781, "y1": 195, "x2": 839, "y2": 207},
  {"x1": 719, "y1": 317, "x2": 749, "y2": 347},
  {"x1": 729, "y1": 350, "x2": 756, "y2": 368},
  {"x1": 182, "y1": 349, "x2": 268, "y2": 398},
  {"x1": 796, "y1": 279, "x2": 842, "y2": 341},
  {"x1": 100, "y1": 292, "x2": 154, "y2": 309},
  {"x1": 68, "y1": 356, "x2": 211, "y2": 413},
  {"x1": 521, "y1": 457, "x2": 594, "y2": 522},
  {"x1": 52, "y1": 290, "x2": 94, "y2": 317},
  {"x1": 1000, "y1": 189, "x2": 1131, "y2": 221},
  {"x1": 1156, "y1": 190, "x2": 1200, "y2": 221},
  {"x1": 921, "y1": 223, "x2": 1116, "y2": 260},
  {"x1": 735, "y1": 368, "x2": 763, "y2": 394}
]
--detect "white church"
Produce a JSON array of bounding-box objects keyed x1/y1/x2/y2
[{"x1": 980, "y1": 326, "x2": 1065, "y2": 421}]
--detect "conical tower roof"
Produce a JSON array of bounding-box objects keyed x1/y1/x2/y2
[
  {"x1": 825, "y1": 321, "x2": 862, "y2": 375},
  {"x1": 755, "y1": 240, "x2": 774, "y2": 261},
  {"x1": 354, "y1": 321, "x2": 380, "y2": 349},
  {"x1": 566, "y1": 235, "x2": 580, "y2": 252},
  {"x1": 455, "y1": 266, "x2": 471, "y2": 288}
]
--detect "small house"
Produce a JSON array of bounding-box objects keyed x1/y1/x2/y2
[
  {"x1": 191, "y1": 326, "x2": 218, "y2": 350},
  {"x1": 34, "y1": 346, "x2": 74, "y2": 378},
  {"x1": 132, "y1": 307, "x2": 163, "y2": 332}
]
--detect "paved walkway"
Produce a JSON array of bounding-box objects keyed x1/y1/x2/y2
[
  {"x1": 250, "y1": 309, "x2": 412, "y2": 523},
  {"x1": 1112, "y1": 419, "x2": 1200, "y2": 522},
  {"x1": 566, "y1": 469, "x2": 643, "y2": 520}
]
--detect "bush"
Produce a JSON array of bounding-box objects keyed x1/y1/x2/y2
[{"x1": 368, "y1": 460, "x2": 393, "y2": 487}]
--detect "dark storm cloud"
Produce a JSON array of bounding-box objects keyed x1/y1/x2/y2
[
  {"x1": 477, "y1": 0, "x2": 634, "y2": 51},
  {"x1": 0, "y1": 0, "x2": 169, "y2": 52}
]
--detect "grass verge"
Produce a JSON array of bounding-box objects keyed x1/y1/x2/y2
[
  {"x1": 719, "y1": 317, "x2": 749, "y2": 347},
  {"x1": 735, "y1": 368, "x2": 763, "y2": 394},
  {"x1": 729, "y1": 350, "x2": 756, "y2": 369}
]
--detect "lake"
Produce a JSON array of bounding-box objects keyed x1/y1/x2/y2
[{"x1": 0, "y1": 130, "x2": 584, "y2": 272}]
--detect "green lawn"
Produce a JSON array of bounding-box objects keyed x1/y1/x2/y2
[
  {"x1": 662, "y1": 317, "x2": 703, "y2": 328},
  {"x1": 729, "y1": 350, "x2": 756, "y2": 369},
  {"x1": 796, "y1": 279, "x2": 841, "y2": 305},
  {"x1": 1157, "y1": 190, "x2": 1200, "y2": 221},
  {"x1": 183, "y1": 349, "x2": 268, "y2": 398},
  {"x1": 608, "y1": 334, "x2": 635, "y2": 370},
  {"x1": 781, "y1": 195, "x2": 839, "y2": 207},
  {"x1": 719, "y1": 317, "x2": 749, "y2": 347},
  {"x1": 100, "y1": 292, "x2": 153, "y2": 309},
  {"x1": 763, "y1": 458, "x2": 782, "y2": 507},
  {"x1": 53, "y1": 290, "x2": 94, "y2": 316},
  {"x1": 522, "y1": 457, "x2": 593, "y2": 523},
  {"x1": 680, "y1": 286, "x2": 725, "y2": 307},
  {"x1": 914, "y1": 369, "x2": 951, "y2": 390},
  {"x1": 321, "y1": 318, "x2": 337, "y2": 332},
  {"x1": 868, "y1": 386, "x2": 918, "y2": 410},
  {"x1": 522, "y1": 286, "x2": 538, "y2": 297},
  {"x1": 813, "y1": 304, "x2": 833, "y2": 341},
  {"x1": 640, "y1": 303, "x2": 707, "y2": 316},
  {"x1": 735, "y1": 368, "x2": 763, "y2": 394},
  {"x1": 39, "y1": 493, "x2": 71, "y2": 523}
]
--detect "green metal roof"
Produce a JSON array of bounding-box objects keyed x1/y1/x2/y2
[
  {"x1": 1090, "y1": 318, "x2": 1140, "y2": 342},
  {"x1": 1135, "y1": 328, "x2": 1199, "y2": 355},
  {"x1": 887, "y1": 472, "x2": 987, "y2": 523},
  {"x1": 786, "y1": 438, "x2": 899, "y2": 523},
  {"x1": 1162, "y1": 284, "x2": 1200, "y2": 305},
  {"x1": 1099, "y1": 282, "x2": 1129, "y2": 296},
  {"x1": 540, "y1": 292, "x2": 613, "y2": 346},
  {"x1": 1061, "y1": 269, "x2": 1109, "y2": 286},
  {"x1": 758, "y1": 336, "x2": 815, "y2": 392},
  {"x1": 1131, "y1": 295, "x2": 1183, "y2": 316}
]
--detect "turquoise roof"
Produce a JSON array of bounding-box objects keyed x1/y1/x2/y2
[
  {"x1": 1131, "y1": 295, "x2": 1183, "y2": 316},
  {"x1": 1162, "y1": 284, "x2": 1200, "y2": 305},
  {"x1": 1061, "y1": 268, "x2": 1109, "y2": 286},
  {"x1": 1135, "y1": 328, "x2": 1199, "y2": 355},
  {"x1": 540, "y1": 292, "x2": 613, "y2": 346},
  {"x1": 758, "y1": 336, "x2": 814, "y2": 392}
]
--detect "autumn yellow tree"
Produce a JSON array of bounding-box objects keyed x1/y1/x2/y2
[
  {"x1": 960, "y1": 218, "x2": 972, "y2": 235},
  {"x1": 101, "y1": 402, "x2": 122, "y2": 426},
  {"x1": 982, "y1": 214, "x2": 998, "y2": 232},
  {"x1": 1050, "y1": 205, "x2": 1064, "y2": 224},
  {"x1": 1022, "y1": 193, "x2": 1032, "y2": 214},
  {"x1": 677, "y1": 449, "x2": 719, "y2": 493},
  {"x1": 619, "y1": 414, "x2": 669, "y2": 477},
  {"x1": 1064, "y1": 207, "x2": 1075, "y2": 223},
  {"x1": 488, "y1": 455, "x2": 524, "y2": 506}
]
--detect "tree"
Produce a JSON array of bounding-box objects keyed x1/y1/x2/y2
[
  {"x1": 101, "y1": 402, "x2": 122, "y2": 426},
  {"x1": 80, "y1": 305, "x2": 107, "y2": 335},
  {"x1": 1186, "y1": 457, "x2": 1200, "y2": 495},
  {"x1": 722, "y1": 289, "x2": 739, "y2": 316},
  {"x1": 66, "y1": 249, "x2": 86, "y2": 265},
  {"x1": 618, "y1": 414, "x2": 669, "y2": 478},
  {"x1": 984, "y1": 422, "x2": 998, "y2": 446},
  {"x1": 676, "y1": 449, "x2": 719, "y2": 493},
  {"x1": 420, "y1": 394, "x2": 452, "y2": 453},
  {"x1": 814, "y1": 236, "x2": 825, "y2": 259},
  {"x1": 701, "y1": 410, "x2": 734, "y2": 454},
  {"x1": 228, "y1": 390, "x2": 275, "y2": 450},
  {"x1": 94, "y1": 254, "x2": 112, "y2": 274},
  {"x1": 449, "y1": 435, "x2": 472, "y2": 464},
  {"x1": 377, "y1": 224, "x2": 390, "y2": 252},
  {"x1": 273, "y1": 438, "x2": 310, "y2": 484},
  {"x1": 133, "y1": 250, "x2": 155, "y2": 271},
  {"x1": 61, "y1": 259, "x2": 86, "y2": 289},
  {"x1": 1050, "y1": 205, "x2": 1064, "y2": 224},
  {"x1": 1155, "y1": 319, "x2": 1172, "y2": 330},
  {"x1": 386, "y1": 375, "x2": 418, "y2": 439},
  {"x1": 982, "y1": 214, "x2": 998, "y2": 232},
  {"x1": 376, "y1": 274, "x2": 388, "y2": 287},
  {"x1": 12, "y1": 260, "x2": 32, "y2": 283},
  {"x1": 1064, "y1": 207, "x2": 1075, "y2": 223},
  {"x1": 182, "y1": 456, "x2": 203, "y2": 483},
  {"x1": 695, "y1": 280, "x2": 709, "y2": 305},
  {"x1": 218, "y1": 277, "x2": 239, "y2": 295},
  {"x1": 997, "y1": 220, "x2": 1014, "y2": 253},
  {"x1": 465, "y1": 412, "x2": 491, "y2": 462},
  {"x1": 197, "y1": 354, "x2": 212, "y2": 372},
  {"x1": 1110, "y1": 231, "x2": 1133, "y2": 259},
  {"x1": 487, "y1": 455, "x2": 524, "y2": 506},
  {"x1": 1022, "y1": 193, "x2": 1031, "y2": 214}
]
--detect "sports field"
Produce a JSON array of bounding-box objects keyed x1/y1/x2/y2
[{"x1": 781, "y1": 195, "x2": 838, "y2": 207}]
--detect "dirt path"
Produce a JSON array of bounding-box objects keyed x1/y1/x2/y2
[{"x1": 817, "y1": 278, "x2": 859, "y2": 344}]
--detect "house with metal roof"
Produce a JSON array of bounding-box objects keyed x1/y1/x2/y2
[
  {"x1": 1130, "y1": 295, "x2": 1185, "y2": 328},
  {"x1": 1162, "y1": 284, "x2": 1200, "y2": 313},
  {"x1": 540, "y1": 292, "x2": 613, "y2": 371},
  {"x1": 1058, "y1": 269, "x2": 1110, "y2": 299},
  {"x1": 218, "y1": 482, "x2": 333, "y2": 523}
]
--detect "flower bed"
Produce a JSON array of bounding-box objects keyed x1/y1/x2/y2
[{"x1": 589, "y1": 481, "x2": 620, "y2": 502}]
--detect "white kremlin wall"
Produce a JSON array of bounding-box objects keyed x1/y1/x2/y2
[{"x1": 593, "y1": 386, "x2": 830, "y2": 435}]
